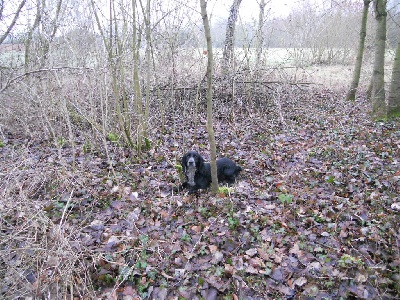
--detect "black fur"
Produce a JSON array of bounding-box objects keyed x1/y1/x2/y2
[{"x1": 181, "y1": 151, "x2": 242, "y2": 192}]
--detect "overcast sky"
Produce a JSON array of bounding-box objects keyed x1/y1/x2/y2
[{"x1": 209, "y1": 0, "x2": 301, "y2": 20}]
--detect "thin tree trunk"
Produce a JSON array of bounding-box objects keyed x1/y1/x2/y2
[
  {"x1": 371, "y1": 0, "x2": 387, "y2": 119},
  {"x1": 131, "y1": 0, "x2": 143, "y2": 153},
  {"x1": 346, "y1": 0, "x2": 371, "y2": 101},
  {"x1": 222, "y1": 0, "x2": 242, "y2": 76},
  {"x1": 91, "y1": 0, "x2": 111, "y2": 58},
  {"x1": 40, "y1": 0, "x2": 63, "y2": 66},
  {"x1": 139, "y1": 0, "x2": 151, "y2": 139},
  {"x1": 255, "y1": 0, "x2": 266, "y2": 70},
  {"x1": 200, "y1": 0, "x2": 218, "y2": 193},
  {"x1": 388, "y1": 39, "x2": 400, "y2": 117},
  {"x1": 0, "y1": 0, "x2": 26, "y2": 44},
  {"x1": 25, "y1": 0, "x2": 42, "y2": 68},
  {"x1": 93, "y1": 0, "x2": 135, "y2": 148},
  {"x1": 116, "y1": 1, "x2": 135, "y2": 148},
  {"x1": 0, "y1": 0, "x2": 4, "y2": 19}
]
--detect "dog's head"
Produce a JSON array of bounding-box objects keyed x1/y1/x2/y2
[{"x1": 181, "y1": 151, "x2": 204, "y2": 172}]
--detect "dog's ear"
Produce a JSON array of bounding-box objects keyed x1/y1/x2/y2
[
  {"x1": 197, "y1": 153, "x2": 205, "y2": 168},
  {"x1": 181, "y1": 154, "x2": 187, "y2": 172}
]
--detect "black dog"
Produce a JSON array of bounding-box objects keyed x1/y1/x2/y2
[{"x1": 181, "y1": 151, "x2": 242, "y2": 192}]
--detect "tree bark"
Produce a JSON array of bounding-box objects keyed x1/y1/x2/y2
[
  {"x1": 222, "y1": 0, "x2": 242, "y2": 76},
  {"x1": 139, "y1": 0, "x2": 151, "y2": 139},
  {"x1": 346, "y1": 0, "x2": 371, "y2": 101},
  {"x1": 200, "y1": 0, "x2": 218, "y2": 193},
  {"x1": 388, "y1": 39, "x2": 400, "y2": 118},
  {"x1": 40, "y1": 0, "x2": 63, "y2": 66},
  {"x1": 25, "y1": 0, "x2": 42, "y2": 68},
  {"x1": 255, "y1": 0, "x2": 266, "y2": 70},
  {"x1": 132, "y1": 0, "x2": 144, "y2": 152},
  {"x1": 371, "y1": 0, "x2": 387, "y2": 119}
]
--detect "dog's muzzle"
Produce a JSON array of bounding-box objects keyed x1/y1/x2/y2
[
  {"x1": 186, "y1": 166, "x2": 196, "y2": 186},
  {"x1": 187, "y1": 156, "x2": 195, "y2": 167}
]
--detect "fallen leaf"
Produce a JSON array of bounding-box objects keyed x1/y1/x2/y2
[{"x1": 293, "y1": 276, "x2": 307, "y2": 287}]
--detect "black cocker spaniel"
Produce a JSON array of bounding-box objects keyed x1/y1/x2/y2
[{"x1": 181, "y1": 151, "x2": 242, "y2": 192}]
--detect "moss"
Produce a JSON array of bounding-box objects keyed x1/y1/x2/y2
[{"x1": 387, "y1": 106, "x2": 400, "y2": 119}]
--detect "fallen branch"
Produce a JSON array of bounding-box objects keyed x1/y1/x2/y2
[{"x1": 0, "y1": 66, "x2": 94, "y2": 93}]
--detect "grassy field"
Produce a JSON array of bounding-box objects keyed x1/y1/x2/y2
[{"x1": 0, "y1": 45, "x2": 395, "y2": 90}]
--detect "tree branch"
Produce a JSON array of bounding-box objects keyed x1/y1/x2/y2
[{"x1": 0, "y1": 0, "x2": 27, "y2": 45}]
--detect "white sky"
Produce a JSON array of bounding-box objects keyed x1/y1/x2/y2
[
  {"x1": 2, "y1": 0, "x2": 375, "y2": 37},
  {"x1": 209, "y1": 0, "x2": 299, "y2": 20}
]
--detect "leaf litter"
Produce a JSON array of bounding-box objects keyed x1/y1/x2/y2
[{"x1": 0, "y1": 87, "x2": 399, "y2": 299}]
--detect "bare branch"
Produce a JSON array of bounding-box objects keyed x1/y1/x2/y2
[
  {"x1": 0, "y1": 67, "x2": 94, "y2": 93},
  {"x1": 0, "y1": 0, "x2": 27, "y2": 44}
]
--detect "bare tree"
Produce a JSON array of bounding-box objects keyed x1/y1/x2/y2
[
  {"x1": 91, "y1": 0, "x2": 136, "y2": 148},
  {"x1": 139, "y1": 0, "x2": 151, "y2": 140},
  {"x1": 40, "y1": 0, "x2": 64, "y2": 65},
  {"x1": 371, "y1": 0, "x2": 387, "y2": 119},
  {"x1": 25, "y1": 0, "x2": 42, "y2": 68},
  {"x1": 388, "y1": 38, "x2": 400, "y2": 117},
  {"x1": 255, "y1": 0, "x2": 267, "y2": 69},
  {"x1": 283, "y1": 0, "x2": 362, "y2": 66},
  {"x1": 0, "y1": 0, "x2": 4, "y2": 19},
  {"x1": 200, "y1": 0, "x2": 218, "y2": 193},
  {"x1": 346, "y1": 0, "x2": 371, "y2": 101},
  {"x1": 222, "y1": 0, "x2": 242, "y2": 75},
  {"x1": 131, "y1": 0, "x2": 144, "y2": 152},
  {"x1": 0, "y1": 0, "x2": 27, "y2": 44}
]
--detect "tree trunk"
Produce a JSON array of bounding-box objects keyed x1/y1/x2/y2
[
  {"x1": 132, "y1": 0, "x2": 143, "y2": 152},
  {"x1": 139, "y1": 0, "x2": 151, "y2": 139},
  {"x1": 92, "y1": 0, "x2": 135, "y2": 148},
  {"x1": 255, "y1": 0, "x2": 266, "y2": 70},
  {"x1": 0, "y1": 0, "x2": 26, "y2": 44},
  {"x1": 346, "y1": 0, "x2": 371, "y2": 101},
  {"x1": 40, "y1": 0, "x2": 63, "y2": 66},
  {"x1": 371, "y1": 0, "x2": 387, "y2": 119},
  {"x1": 200, "y1": 0, "x2": 218, "y2": 193},
  {"x1": 388, "y1": 39, "x2": 400, "y2": 118},
  {"x1": 24, "y1": 0, "x2": 42, "y2": 69},
  {"x1": 222, "y1": 0, "x2": 242, "y2": 76}
]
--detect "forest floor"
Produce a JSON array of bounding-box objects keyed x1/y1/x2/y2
[{"x1": 1, "y1": 87, "x2": 399, "y2": 299}]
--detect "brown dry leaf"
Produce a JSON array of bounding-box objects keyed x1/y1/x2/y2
[
  {"x1": 211, "y1": 251, "x2": 224, "y2": 264},
  {"x1": 225, "y1": 264, "x2": 236, "y2": 275},
  {"x1": 293, "y1": 276, "x2": 307, "y2": 287},
  {"x1": 205, "y1": 287, "x2": 218, "y2": 300},
  {"x1": 340, "y1": 229, "x2": 348, "y2": 238},
  {"x1": 289, "y1": 243, "x2": 301, "y2": 256},
  {"x1": 206, "y1": 276, "x2": 229, "y2": 291},
  {"x1": 307, "y1": 261, "x2": 321, "y2": 271},
  {"x1": 270, "y1": 267, "x2": 284, "y2": 282},
  {"x1": 264, "y1": 204, "x2": 276, "y2": 210},
  {"x1": 208, "y1": 245, "x2": 219, "y2": 253},
  {"x1": 122, "y1": 286, "x2": 140, "y2": 298},
  {"x1": 245, "y1": 248, "x2": 258, "y2": 257},
  {"x1": 257, "y1": 248, "x2": 270, "y2": 260},
  {"x1": 159, "y1": 210, "x2": 170, "y2": 219},
  {"x1": 245, "y1": 265, "x2": 259, "y2": 274},
  {"x1": 191, "y1": 225, "x2": 202, "y2": 233}
]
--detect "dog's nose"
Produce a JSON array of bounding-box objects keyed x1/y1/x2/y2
[{"x1": 188, "y1": 157, "x2": 195, "y2": 166}]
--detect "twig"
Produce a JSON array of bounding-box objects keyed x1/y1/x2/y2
[
  {"x1": 59, "y1": 189, "x2": 74, "y2": 233},
  {"x1": 237, "y1": 80, "x2": 318, "y2": 85},
  {"x1": 0, "y1": 67, "x2": 94, "y2": 93}
]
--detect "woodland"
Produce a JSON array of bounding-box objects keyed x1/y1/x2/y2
[{"x1": 0, "y1": 0, "x2": 399, "y2": 299}]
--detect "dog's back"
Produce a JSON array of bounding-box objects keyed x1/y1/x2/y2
[{"x1": 216, "y1": 158, "x2": 242, "y2": 183}]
